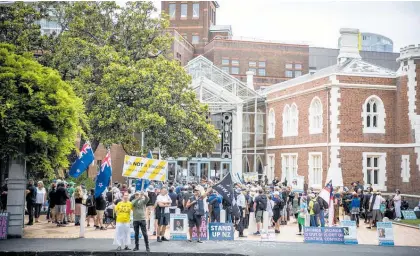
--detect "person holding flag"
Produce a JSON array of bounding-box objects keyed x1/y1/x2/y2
[
  {"x1": 318, "y1": 180, "x2": 334, "y2": 227},
  {"x1": 69, "y1": 143, "x2": 94, "y2": 178}
]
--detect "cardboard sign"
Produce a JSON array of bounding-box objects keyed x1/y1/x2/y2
[
  {"x1": 170, "y1": 214, "x2": 188, "y2": 241},
  {"x1": 341, "y1": 220, "x2": 358, "y2": 244},
  {"x1": 304, "y1": 227, "x2": 324, "y2": 243},
  {"x1": 0, "y1": 212, "x2": 9, "y2": 240},
  {"x1": 209, "y1": 223, "x2": 234, "y2": 241},
  {"x1": 192, "y1": 215, "x2": 207, "y2": 240},
  {"x1": 304, "y1": 227, "x2": 345, "y2": 244},
  {"x1": 377, "y1": 222, "x2": 394, "y2": 246},
  {"x1": 122, "y1": 155, "x2": 167, "y2": 181},
  {"x1": 402, "y1": 210, "x2": 418, "y2": 220}
]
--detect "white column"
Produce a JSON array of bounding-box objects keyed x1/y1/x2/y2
[{"x1": 232, "y1": 104, "x2": 243, "y2": 179}]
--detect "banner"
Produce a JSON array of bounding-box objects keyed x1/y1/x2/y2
[
  {"x1": 0, "y1": 212, "x2": 9, "y2": 240},
  {"x1": 170, "y1": 214, "x2": 188, "y2": 240},
  {"x1": 402, "y1": 210, "x2": 418, "y2": 220},
  {"x1": 243, "y1": 172, "x2": 258, "y2": 182},
  {"x1": 192, "y1": 215, "x2": 207, "y2": 240},
  {"x1": 377, "y1": 222, "x2": 394, "y2": 246},
  {"x1": 122, "y1": 155, "x2": 167, "y2": 181},
  {"x1": 341, "y1": 220, "x2": 358, "y2": 244},
  {"x1": 304, "y1": 227, "x2": 345, "y2": 244},
  {"x1": 208, "y1": 223, "x2": 234, "y2": 241}
]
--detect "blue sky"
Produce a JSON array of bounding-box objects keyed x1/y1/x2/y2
[{"x1": 118, "y1": 0, "x2": 420, "y2": 52}]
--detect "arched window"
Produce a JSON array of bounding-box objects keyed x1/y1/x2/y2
[
  {"x1": 362, "y1": 96, "x2": 385, "y2": 134},
  {"x1": 283, "y1": 104, "x2": 290, "y2": 136},
  {"x1": 309, "y1": 97, "x2": 323, "y2": 134},
  {"x1": 283, "y1": 104, "x2": 298, "y2": 137},
  {"x1": 242, "y1": 157, "x2": 250, "y2": 173},
  {"x1": 268, "y1": 108, "x2": 275, "y2": 138}
]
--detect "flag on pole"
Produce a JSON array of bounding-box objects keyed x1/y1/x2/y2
[
  {"x1": 212, "y1": 172, "x2": 241, "y2": 218},
  {"x1": 95, "y1": 151, "x2": 112, "y2": 198},
  {"x1": 147, "y1": 150, "x2": 153, "y2": 159},
  {"x1": 69, "y1": 143, "x2": 94, "y2": 178},
  {"x1": 319, "y1": 180, "x2": 334, "y2": 227}
]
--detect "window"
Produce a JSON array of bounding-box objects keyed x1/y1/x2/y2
[
  {"x1": 193, "y1": 3, "x2": 199, "y2": 18},
  {"x1": 231, "y1": 60, "x2": 239, "y2": 66},
  {"x1": 243, "y1": 113, "x2": 251, "y2": 146},
  {"x1": 221, "y1": 66, "x2": 229, "y2": 73},
  {"x1": 401, "y1": 155, "x2": 410, "y2": 182},
  {"x1": 285, "y1": 63, "x2": 293, "y2": 69},
  {"x1": 295, "y1": 71, "x2": 302, "y2": 77},
  {"x1": 285, "y1": 70, "x2": 293, "y2": 78},
  {"x1": 248, "y1": 68, "x2": 256, "y2": 74},
  {"x1": 259, "y1": 61, "x2": 266, "y2": 68},
  {"x1": 283, "y1": 104, "x2": 298, "y2": 137},
  {"x1": 363, "y1": 153, "x2": 386, "y2": 190},
  {"x1": 282, "y1": 154, "x2": 298, "y2": 183},
  {"x1": 309, "y1": 153, "x2": 322, "y2": 187},
  {"x1": 295, "y1": 63, "x2": 302, "y2": 70},
  {"x1": 169, "y1": 4, "x2": 176, "y2": 19},
  {"x1": 249, "y1": 61, "x2": 257, "y2": 67},
  {"x1": 267, "y1": 154, "x2": 275, "y2": 181},
  {"x1": 309, "y1": 97, "x2": 323, "y2": 134},
  {"x1": 222, "y1": 58, "x2": 229, "y2": 65},
  {"x1": 258, "y1": 69, "x2": 266, "y2": 76},
  {"x1": 256, "y1": 113, "x2": 264, "y2": 145},
  {"x1": 181, "y1": 4, "x2": 188, "y2": 18},
  {"x1": 268, "y1": 108, "x2": 275, "y2": 138},
  {"x1": 231, "y1": 67, "x2": 239, "y2": 74},
  {"x1": 192, "y1": 35, "x2": 199, "y2": 44},
  {"x1": 363, "y1": 96, "x2": 385, "y2": 134}
]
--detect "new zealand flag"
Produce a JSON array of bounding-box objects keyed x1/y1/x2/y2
[
  {"x1": 95, "y1": 152, "x2": 112, "y2": 198},
  {"x1": 69, "y1": 143, "x2": 94, "y2": 178}
]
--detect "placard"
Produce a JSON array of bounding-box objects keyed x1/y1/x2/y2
[
  {"x1": 208, "y1": 223, "x2": 234, "y2": 241},
  {"x1": 0, "y1": 212, "x2": 9, "y2": 240},
  {"x1": 122, "y1": 155, "x2": 167, "y2": 181},
  {"x1": 377, "y1": 222, "x2": 394, "y2": 246},
  {"x1": 304, "y1": 227, "x2": 324, "y2": 243},
  {"x1": 170, "y1": 214, "x2": 188, "y2": 240},
  {"x1": 402, "y1": 210, "x2": 418, "y2": 220},
  {"x1": 192, "y1": 215, "x2": 208, "y2": 240},
  {"x1": 243, "y1": 172, "x2": 258, "y2": 182},
  {"x1": 304, "y1": 227, "x2": 345, "y2": 244},
  {"x1": 341, "y1": 220, "x2": 358, "y2": 244}
]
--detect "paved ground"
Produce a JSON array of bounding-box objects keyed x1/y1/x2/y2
[
  {"x1": 1, "y1": 238, "x2": 420, "y2": 256},
  {"x1": 21, "y1": 216, "x2": 420, "y2": 246}
]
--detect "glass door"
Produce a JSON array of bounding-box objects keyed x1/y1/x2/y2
[
  {"x1": 188, "y1": 162, "x2": 199, "y2": 183},
  {"x1": 221, "y1": 162, "x2": 231, "y2": 180},
  {"x1": 167, "y1": 161, "x2": 177, "y2": 182},
  {"x1": 199, "y1": 162, "x2": 210, "y2": 182}
]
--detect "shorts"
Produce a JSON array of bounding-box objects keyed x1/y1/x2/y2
[
  {"x1": 281, "y1": 207, "x2": 287, "y2": 216},
  {"x1": 97, "y1": 210, "x2": 105, "y2": 219},
  {"x1": 189, "y1": 214, "x2": 202, "y2": 228},
  {"x1": 55, "y1": 205, "x2": 66, "y2": 214},
  {"x1": 256, "y1": 210, "x2": 263, "y2": 223},
  {"x1": 371, "y1": 209, "x2": 382, "y2": 221},
  {"x1": 158, "y1": 213, "x2": 170, "y2": 226}
]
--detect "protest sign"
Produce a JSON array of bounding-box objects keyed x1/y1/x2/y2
[
  {"x1": 209, "y1": 223, "x2": 234, "y2": 241},
  {"x1": 192, "y1": 215, "x2": 208, "y2": 240},
  {"x1": 341, "y1": 220, "x2": 358, "y2": 244},
  {"x1": 0, "y1": 212, "x2": 9, "y2": 240},
  {"x1": 170, "y1": 214, "x2": 188, "y2": 240},
  {"x1": 402, "y1": 210, "x2": 418, "y2": 220},
  {"x1": 122, "y1": 155, "x2": 167, "y2": 181},
  {"x1": 377, "y1": 222, "x2": 394, "y2": 246},
  {"x1": 304, "y1": 227, "x2": 345, "y2": 244},
  {"x1": 304, "y1": 227, "x2": 324, "y2": 243},
  {"x1": 243, "y1": 172, "x2": 258, "y2": 182}
]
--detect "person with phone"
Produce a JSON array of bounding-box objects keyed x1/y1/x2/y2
[
  {"x1": 132, "y1": 191, "x2": 150, "y2": 252},
  {"x1": 186, "y1": 187, "x2": 212, "y2": 243}
]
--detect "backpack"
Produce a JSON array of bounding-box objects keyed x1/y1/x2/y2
[
  {"x1": 257, "y1": 195, "x2": 267, "y2": 211},
  {"x1": 313, "y1": 199, "x2": 321, "y2": 214},
  {"x1": 86, "y1": 195, "x2": 94, "y2": 207},
  {"x1": 278, "y1": 198, "x2": 285, "y2": 210}
]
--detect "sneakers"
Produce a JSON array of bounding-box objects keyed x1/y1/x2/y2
[
  {"x1": 153, "y1": 231, "x2": 156, "y2": 236},
  {"x1": 161, "y1": 237, "x2": 170, "y2": 242},
  {"x1": 124, "y1": 246, "x2": 130, "y2": 250},
  {"x1": 275, "y1": 230, "x2": 280, "y2": 234},
  {"x1": 253, "y1": 231, "x2": 261, "y2": 235},
  {"x1": 116, "y1": 246, "x2": 121, "y2": 251},
  {"x1": 197, "y1": 239, "x2": 203, "y2": 243},
  {"x1": 157, "y1": 237, "x2": 162, "y2": 242},
  {"x1": 133, "y1": 246, "x2": 139, "y2": 251},
  {"x1": 100, "y1": 227, "x2": 106, "y2": 230},
  {"x1": 146, "y1": 247, "x2": 150, "y2": 252}
]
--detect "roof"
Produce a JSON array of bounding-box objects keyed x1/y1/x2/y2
[{"x1": 264, "y1": 58, "x2": 396, "y2": 95}]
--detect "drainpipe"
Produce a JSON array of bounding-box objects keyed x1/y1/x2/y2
[{"x1": 326, "y1": 86, "x2": 330, "y2": 186}]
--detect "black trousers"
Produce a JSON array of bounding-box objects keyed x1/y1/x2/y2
[
  {"x1": 211, "y1": 210, "x2": 220, "y2": 222},
  {"x1": 238, "y1": 207, "x2": 244, "y2": 235},
  {"x1": 27, "y1": 202, "x2": 34, "y2": 224},
  {"x1": 34, "y1": 203, "x2": 42, "y2": 218},
  {"x1": 133, "y1": 220, "x2": 149, "y2": 248}
]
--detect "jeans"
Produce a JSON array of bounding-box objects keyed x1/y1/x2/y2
[
  {"x1": 27, "y1": 202, "x2": 34, "y2": 224},
  {"x1": 211, "y1": 209, "x2": 220, "y2": 222},
  {"x1": 133, "y1": 220, "x2": 149, "y2": 249},
  {"x1": 75, "y1": 215, "x2": 80, "y2": 224},
  {"x1": 351, "y1": 214, "x2": 360, "y2": 226},
  {"x1": 34, "y1": 203, "x2": 42, "y2": 219},
  {"x1": 310, "y1": 214, "x2": 319, "y2": 227},
  {"x1": 319, "y1": 210, "x2": 325, "y2": 227}
]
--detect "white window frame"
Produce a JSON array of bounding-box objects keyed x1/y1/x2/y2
[
  {"x1": 193, "y1": 3, "x2": 199, "y2": 18},
  {"x1": 401, "y1": 155, "x2": 410, "y2": 183},
  {"x1": 268, "y1": 108, "x2": 275, "y2": 138},
  {"x1": 308, "y1": 152, "x2": 322, "y2": 188},
  {"x1": 231, "y1": 60, "x2": 240, "y2": 66},
  {"x1": 362, "y1": 95, "x2": 385, "y2": 134},
  {"x1": 258, "y1": 68, "x2": 266, "y2": 76},
  {"x1": 282, "y1": 104, "x2": 290, "y2": 137},
  {"x1": 285, "y1": 63, "x2": 293, "y2": 69},
  {"x1": 285, "y1": 70, "x2": 293, "y2": 78},
  {"x1": 290, "y1": 103, "x2": 298, "y2": 136},
  {"x1": 169, "y1": 3, "x2": 176, "y2": 19},
  {"x1": 281, "y1": 153, "x2": 298, "y2": 183},
  {"x1": 256, "y1": 113, "x2": 264, "y2": 145},
  {"x1": 249, "y1": 61, "x2": 257, "y2": 67},
  {"x1": 181, "y1": 3, "x2": 188, "y2": 18},
  {"x1": 309, "y1": 97, "x2": 323, "y2": 134},
  {"x1": 192, "y1": 35, "x2": 199, "y2": 44},
  {"x1": 267, "y1": 154, "x2": 275, "y2": 182},
  {"x1": 362, "y1": 152, "x2": 387, "y2": 191},
  {"x1": 231, "y1": 66, "x2": 239, "y2": 74},
  {"x1": 221, "y1": 66, "x2": 229, "y2": 73},
  {"x1": 295, "y1": 71, "x2": 302, "y2": 77}
]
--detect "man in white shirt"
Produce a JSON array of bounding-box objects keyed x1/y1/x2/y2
[
  {"x1": 236, "y1": 189, "x2": 247, "y2": 238},
  {"x1": 367, "y1": 191, "x2": 385, "y2": 229},
  {"x1": 156, "y1": 188, "x2": 171, "y2": 242}
]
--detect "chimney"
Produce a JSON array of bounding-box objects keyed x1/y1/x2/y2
[
  {"x1": 337, "y1": 28, "x2": 361, "y2": 65},
  {"x1": 246, "y1": 71, "x2": 254, "y2": 90}
]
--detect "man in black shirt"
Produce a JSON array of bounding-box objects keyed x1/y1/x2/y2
[{"x1": 25, "y1": 179, "x2": 37, "y2": 225}]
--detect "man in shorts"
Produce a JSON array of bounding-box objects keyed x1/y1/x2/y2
[
  {"x1": 253, "y1": 189, "x2": 267, "y2": 235},
  {"x1": 55, "y1": 182, "x2": 69, "y2": 226},
  {"x1": 186, "y1": 187, "x2": 212, "y2": 243},
  {"x1": 156, "y1": 187, "x2": 171, "y2": 242}
]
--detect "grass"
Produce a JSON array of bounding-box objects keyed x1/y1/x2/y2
[{"x1": 398, "y1": 219, "x2": 420, "y2": 226}]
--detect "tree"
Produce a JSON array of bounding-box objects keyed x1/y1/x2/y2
[
  {"x1": 0, "y1": 44, "x2": 86, "y2": 179},
  {"x1": 43, "y1": 2, "x2": 219, "y2": 156}
]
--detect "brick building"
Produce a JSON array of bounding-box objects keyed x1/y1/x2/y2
[{"x1": 264, "y1": 28, "x2": 420, "y2": 194}]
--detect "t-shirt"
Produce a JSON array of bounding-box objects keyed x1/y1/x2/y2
[
  {"x1": 370, "y1": 195, "x2": 385, "y2": 210},
  {"x1": 36, "y1": 187, "x2": 46, "y2": 204},
  {"x1": 156, "y1": 194, "x2": 171, "y2": 214},
  {"x1": 26, "y1": 185, "x2": 36, "y2": 204},
  {"x1": 115, "y1": 201, "x2": 132, "y2": 223}
]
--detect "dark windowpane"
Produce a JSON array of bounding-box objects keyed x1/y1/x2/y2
[
  {"x1": 373, "y1": 115, "x2": 377, "y2": 127},
  {"x1": 374, "y1": 157, "x2": 378, "y2": 167},
  {"x1": 367, "y1": 170, "x2": 371, "y2": 184},
  {"x1": 367, "y1": 157, "x2": 371, "y2": 167},
  {"x1": 367, "y1": 103, "x2": 371, "y2": 112},
  {"x1": 367, "y1": 116, "x2": 371, "y2": 127},
  {"x1": 374, "y1": 170, "x2": 378, "y2": 184},
  {"x1": 373, "y1": 103, "x2": 377, "y2": 112}
]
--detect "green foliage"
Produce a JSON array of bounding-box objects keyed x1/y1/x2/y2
[
  {"x1": 66, "y1": 172, "x2": 95, "y2": 190},
  {"x1": 0, "y1": 44, "x2": 86, "y2": 178}
]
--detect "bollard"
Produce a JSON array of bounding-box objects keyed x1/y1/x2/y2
[
  {"x1": 149, "y1": 209, "x2": 155, "y2": 235},
  {"x1": 262, "y1": 211, "x2": 269, "y2": 232},
  {"x1": 79, "y1": 204, "x2": 86, "y2": 238},
  {"x1": 220, "y1": 209, "x2": 226, "y2": 223},
  {"x1": 248, "y1": 213, "x2": 256, "y2": 234}
]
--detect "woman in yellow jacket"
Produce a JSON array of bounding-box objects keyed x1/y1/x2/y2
[{"x1": 113, "y1": 192, "x2": 132, "y2": 250}]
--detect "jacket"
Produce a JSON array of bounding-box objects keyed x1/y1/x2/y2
[
  {"x1": 132, "y1": 195, "x2": 149, "y2": 221},
  {"x1": 55, "y1": 186, "x2": 69, "y2": 205}
]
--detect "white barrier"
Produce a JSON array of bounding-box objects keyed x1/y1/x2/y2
[
  {"x1": 149, "y1": 209, "x2": 155, "y2": 235},
  {"x1": 79, "y1": 205, "x2": 86, "y2": 238},
  {"x1": 248, "y1": 213, "x2": 256, "y2": 234},
  {"x1": 262, "y1": 211, "x2": 269, "y2": 232},
  {"x1": 220, "y1": 209, "x2": 226, "y2": 223}
]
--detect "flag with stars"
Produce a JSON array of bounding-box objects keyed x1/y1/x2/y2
[
  {"x1": 69, "y1": 143, "x2": 94, "y2": 178},
  {"x1": 95, "y1": 152, "x2": 112, "y2": 198}
]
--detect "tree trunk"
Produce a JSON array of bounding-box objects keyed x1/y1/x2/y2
[{"x1": 91, "y1": 138, "x2": 100, "y2": 153}]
